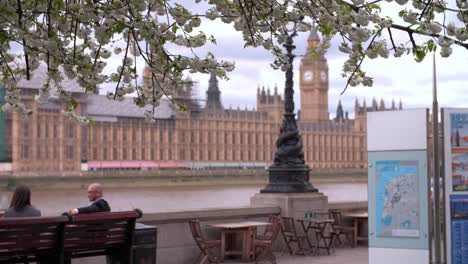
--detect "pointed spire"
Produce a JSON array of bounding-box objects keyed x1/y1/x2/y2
[
  {"x1": 399, "y1": 99, "x2": 403, "y2": 110},
  {"x1": 261, "y1": 85, "x2": 266, "y2": 103},
  {"x1": 205, "y1": 72, "x2": 223, "y2": 112},
  {"x1": 380, "y1": 98, "x2": 385, "y2": 111},
  {"x1": 274, "y1": 84, "x2": 278, "y2": 96},
  {"x1": 372, "y1": 97, "x2": 378, "y2": 111},
  {"x1": 335, "y1": 100, "x2": 344, "y2": 123},
  {"x1": 307, "y1": 24, "x2": 321, "y2": 49},
  {"x1": 392, "y1": 99, "x2": 396, "y2": 110}
]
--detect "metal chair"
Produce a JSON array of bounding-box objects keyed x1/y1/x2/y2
[{"x1": 188, "y1": 220, "x2": 221, "y2": 264}]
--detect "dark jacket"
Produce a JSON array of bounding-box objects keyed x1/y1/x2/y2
[
  {"x1": 3, "y1": 205, "x2": 41, "y2": 218},
  {"x1": 77, "y1": 198, "x2": 111, "y2": 214}
]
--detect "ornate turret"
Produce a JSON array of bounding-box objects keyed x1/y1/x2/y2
[
  {"x1": 205, "y1": 72, "x2": 223, "y2": 112},
  {"x1": 335, "y1": 100, "x2": 345, "y2": 122}
]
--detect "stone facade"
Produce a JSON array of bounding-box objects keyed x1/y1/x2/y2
[{"x1": 1, "y1": 29, "x2": 401, "y2": 176}]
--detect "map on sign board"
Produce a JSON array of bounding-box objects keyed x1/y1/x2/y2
[
  {"x1": 376, "y1": 160, "x2": 420, "y2": 238},
  {"x1": 450, "y1": 113, "x2": 468, "y2": 191}
]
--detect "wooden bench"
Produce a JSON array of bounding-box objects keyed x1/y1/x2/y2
[
  {"x1": 64, "y1": 209, "x2": 142, "y2": 263},
  {"x1": 0, "y1": 215, "x2": 69, "y2": 264},
  {"x1": 0, "y1": 209, "x2": 143, "y2": 264}
]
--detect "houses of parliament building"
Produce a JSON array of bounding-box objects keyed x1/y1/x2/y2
[{"x1": 0, "y1": 29, "x2": 401, "y2": 176}]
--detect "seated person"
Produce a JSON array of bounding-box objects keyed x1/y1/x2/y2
[
  {"x1": 69, "y1": 183, "x2": 110, "y2": 214},
  {"x1": 3, "y1": 185, "x2": 41, "y2": 218}
]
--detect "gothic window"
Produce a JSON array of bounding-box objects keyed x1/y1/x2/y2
[
  {"x1": 21, "y1": 145, "x2": 29, "y2": 159},
  {"x1": 45, "y1": 146, "x2": 49, "y2": 159},
  {"x1": 151, "y1": 149, "x2": 155, "y2": 160},
  {"x1": 67, "y1": 124, "x2": 74, "y2": 138},
  {"x1": 199, "y1": 150, "x2": 203, "y2": 160},
  {"x1": 53, "y1": 147, "x2": 58, "y2": 159},
  {"x1": 23, "y1": 123, "x2": 29, "y2": 137},
  {"x1": 36, "y1": 146, "x2": 41, "y2": 159},
  {"x1": 141, "y1": 149, "x2": 146, "y2": 160},
  {"x1": 168, "y1": 149, "x2": 172, "y2": 160},
  {"x1": 141, "y1": 129, "x2": 146, "y2": 144},
  {"x1": 123, "y1": 149, "x2": 127, "y2": 160},
  {"x1": 132, "y1": 128, "x2": 137, "y2": 142},
  {"x1": 123, "y1": 131, "x2": 127, "y2": 142},
  {"x1": 168, "y1": 132, "x2": 173, "y2": 144},
  {"x1": 103, "y1": 148, "x2": 108, "y2": 160},
  {"x1": 179, "y1": 131, "x2": 185, "y2": 143},
  {"x1": 113, "y1": 128, "x2": 118, "y2": 142},
  {"x1": 179, "y1": 150, "x2": 184, "y2": 160},
  {"x1": 93, "y1": 147, "x2": 98, "y2": 159},
  {"x1": 103, "y1": 129, "x2": 108, "y2": 142},
  {"x1": 132, "y1": 149, "x2": 136, "y2": 160},
  {"x1": 113, "y1": 148, "x2": 118, "y2": 160},
  {"x1": 53, "y1": 125, "x2": 57, "y2": 138},
  {"x1": 160, "y1": 149, "x2": 164, "y2": 160},
  {"x1": 190, "y1": 150, "x2": 194, "y2": 161},
  {"x1": 37, "y1": 123, "x2": 41, "y2": 138},
  {"x1": 159, "y1": 130, "x2": 163, "y2": 142},
  {"x1": 65, "y1": 146, "x2": 74, "y2": 160},
  {"x1": 45, "y1": 124, "x2": 49, "y2": 138}
]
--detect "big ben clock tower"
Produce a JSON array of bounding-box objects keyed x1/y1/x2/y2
[{"x1": 299, "y1": 27, "x2": 329, "y2": 123}]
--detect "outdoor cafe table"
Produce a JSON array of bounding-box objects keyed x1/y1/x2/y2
[
  {"x1": 342, "y1": 212, "x2": 368, "y2": 247},
  {"x1": 298, "y1": 218, "x2": 335, "y2": 255},
  {"x1": 209, "y1": 221, "x2": 270, "y2": 262}
]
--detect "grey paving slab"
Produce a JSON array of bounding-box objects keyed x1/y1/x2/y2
[{"x1": 226, "y1": 246, "x2": 368, "y2": 264}]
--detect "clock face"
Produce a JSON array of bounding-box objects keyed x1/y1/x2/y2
[
  {"x1": 303, "y1": 71, "x2": 313, "y2": 81},
  {"x1": 320, "y1": 71, "x2": 327, "y2": 81}
]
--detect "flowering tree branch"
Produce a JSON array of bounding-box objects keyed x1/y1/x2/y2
[{"x1": 0, "y1": 0, "x2": 467, "y2": 122}]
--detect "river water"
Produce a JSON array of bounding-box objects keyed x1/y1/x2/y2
[{"x1": 0, "y1": 183, "x2": 367, "y2": 216}]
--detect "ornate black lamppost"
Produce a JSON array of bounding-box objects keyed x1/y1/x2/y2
[{"x1": 261, "y1": 21, "x2": 318, "y2": 193}]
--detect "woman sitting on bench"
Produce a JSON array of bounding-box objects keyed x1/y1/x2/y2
[{"x1": 3, "y1": 185, "x2": 41, "y2": 218}]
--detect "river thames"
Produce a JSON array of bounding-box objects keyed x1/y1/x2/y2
[{"x1": 0, "y1": 183, "x2": 367, "y2": 216}]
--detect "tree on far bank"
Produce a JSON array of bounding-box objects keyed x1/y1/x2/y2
[{"x1": 0, "y1": 0, "x2": 465, "y2": 121}]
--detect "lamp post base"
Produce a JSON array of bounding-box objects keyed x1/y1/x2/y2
[{"x1": 260, "y1": 165, "x2": 318, "y2": 193}]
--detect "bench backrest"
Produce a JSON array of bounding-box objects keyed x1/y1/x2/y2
[
  {"x1": 63, "y1": 209, "x2": 142, "y2": 259},
  {"x1": 0, "y1": 215, "x2": 68, "y2": 263}
]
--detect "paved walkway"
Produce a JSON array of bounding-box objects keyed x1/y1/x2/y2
[{"x1": 228, "y1": 246, "x2": 368, "y2": 264}]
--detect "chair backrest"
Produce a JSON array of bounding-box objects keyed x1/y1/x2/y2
[
  {"x1": 280, "y1": 216, "x2": 298, "y2": 235},
  {"x1": 0, "y1": 215, "x2": 69, "y2": 263},
  {"x1": 261, "y1": 215, "x2": 281, "y2": 241},
  {"x1": 329, "y1": 210, "x2": 344, "y2": 226},
  {"x1": 188, "y1": 220, "x2": 209, "y2": 253},
  {"x1": 63, "y1": 209, "x2": 142, "y2": 258},
  {"x1": 262, "y1": 215, "x2": 279, "y2": 237}
]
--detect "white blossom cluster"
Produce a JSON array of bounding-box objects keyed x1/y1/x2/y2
[{"x1": 0, "y1": 0, "x2": 467, "y2": 120}]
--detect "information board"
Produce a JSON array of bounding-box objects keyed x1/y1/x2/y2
[
  {"x1": 444, "y1": 109, "x2": 468, "y2": 264},
  {"x1": 368, "y1": 109, "x2": 429, "y2": 264},
  {"x1": 450, "y1": 194, "x2": 468, "y2": 264}
]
